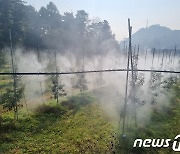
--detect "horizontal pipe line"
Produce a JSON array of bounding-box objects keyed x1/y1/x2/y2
[{"x1": 0, "y1": 69, "x2": 179, "y2": 76}]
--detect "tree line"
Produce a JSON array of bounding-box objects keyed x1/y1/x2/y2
[{"x1": 0, "y1": 0, "x2": 119, "y2": 56}]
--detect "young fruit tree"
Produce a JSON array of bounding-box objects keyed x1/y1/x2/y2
[
  {"x1": 74, "y1": 73, "x2": 88, "y2": 93},
  {"x1": 51, "y1": 74, "x2": 66, "y2": 104},
  {"x1": 0, "y1": 71, "x2": 24, "y2": 120}
]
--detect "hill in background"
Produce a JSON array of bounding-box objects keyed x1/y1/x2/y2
[{"x1": 121, "y1": 24, "x2": 180, "y2": 50}]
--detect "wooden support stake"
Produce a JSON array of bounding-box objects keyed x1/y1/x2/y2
[{"x1": 122, "y1": 18, "x2": 131, "y2": 136}]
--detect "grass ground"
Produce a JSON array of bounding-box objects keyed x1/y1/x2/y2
[
  {"x1": 1, "y1": 82, "x2": 179, "y2": 153},
  {"x1": 0, "y1": 61, "x2": 179, "y2": 153},
  {"x1": 0, "y1": 63, "x2": 116, "y2": 153},
  {"x1": 0, "y1": 95, "x2": 115, "y2": 154},
  {"x1": 0, "y1": 65, "x2": 12, "y2": 94}
]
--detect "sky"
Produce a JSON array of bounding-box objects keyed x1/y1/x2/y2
[{"x1": 24, "y1": 0, "x2": 180, "y2": 41}]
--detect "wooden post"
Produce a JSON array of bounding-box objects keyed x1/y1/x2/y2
[
  {"x1": 122, "y1": 18, "x2": 131, "y2": 136},
  {"x1": 157, "y1": 50, "x2": 160, "y2": 68},
  {"x1": 55, "y1": 50, "x2": 59, "y2": 104},
  {"x1": 151, "y1": 48, "x2": 155, "y2": 68},
  {"x1": 40, "y1": 81, "x2": 44, "y2": 104},
  {"x1": 20, "y1": 79, "x2": 29, "y2": 117},
  {"x1": 173, "y1": 45, "x2": 176, "y2": 65},
  {"x1": 129, "y1": 30, "x2": 137, "y2": 128},
  {"x1": 161, "y1": 50, "x2": 165, "y2": 69},
  {"x1": 9, "y1": 29, "x2": 18, "y2": 120},
  {"x1": 144, "y1": 48, "x2": 148, "y2": 69}
]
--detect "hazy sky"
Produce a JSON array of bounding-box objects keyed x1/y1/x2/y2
[{"x1": 24, "y1": 0, "x2": 180, "y2": 41}]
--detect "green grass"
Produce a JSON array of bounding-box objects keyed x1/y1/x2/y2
[
  {"x1": 0, "y1": 94, "x2": 115, "y2": 153},
  {"x1": 0, "y1": 66, "x2": 12, "y2": 93},
  {"x1": 0, "y1": 64, "x2": 11, "y2": 72},
  {"x1": 0, "y1": 62, "x2": 179, "y2": 154},
  {"x1": 116, "y1": 80, "x2": 180, "y2": 154},
  {"x1": 0, "y1": 82, "x2": 12, "y2": 89}
]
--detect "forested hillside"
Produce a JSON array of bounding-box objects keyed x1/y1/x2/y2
[{"x1": 121, "y1": 25, "x2": 180, "y2": 49}]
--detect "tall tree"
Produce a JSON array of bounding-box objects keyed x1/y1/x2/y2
[{"x1": 0, "y1": 0, "x2": 26, "y2": 48}]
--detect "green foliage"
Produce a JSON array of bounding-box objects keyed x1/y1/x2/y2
[
  {"x1": 162, "y1": 76, "x2": 178, "y2": 90},
  {"x1": 50, "y1": 74, "x2": 66, "y2": 100},
  {"x1": 74, "y1": 74, "x2": 88, "y2": 92},
  {"x1": 149, "y1": 72, "x2": 162, "y2": 91},
  {"x1": 0, "y1": 97, "x2": 113, "y2": 153},
  {"x1": 0, "y1": 50, "x2": 6, "y2": 68},
  {"x1": 116, "y1": 79, "x2": 180, "y2": 153},
  {"x1": 0, "y1": 87, "x2": 23, "y2": 111},
  {"x1": 35, "y1": 104, "x2": 67, "y2": 116},
  {"x1": 61, "y1": 93, "x2": 94, "y2": 110},
  {"x1": 0, "y1": 1, "x2": 119, "y2": 53},
  {"x1": 149, "y1": 72, "x2": 162, "y2": 105},
  {"x1": 0, "y1": 74, "x2": 24, "y2": 120},
  {"x1": 0, "y1": 0, "x2": 26, "y2": 48}
]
